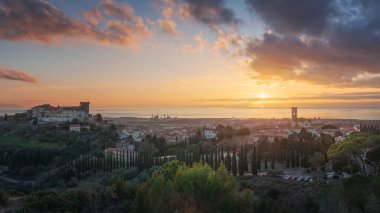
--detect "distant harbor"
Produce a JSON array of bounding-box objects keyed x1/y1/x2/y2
[{"x1": 1, "y1": 107, "x2": 380, "y2": 119}]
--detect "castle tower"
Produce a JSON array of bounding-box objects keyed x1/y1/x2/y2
[
  {"x1": 291, "y1": 107, "x2": 298, "y2": 127},
  {"x1": 80, "y1": 102, "x2": 90, "y2": 114}
]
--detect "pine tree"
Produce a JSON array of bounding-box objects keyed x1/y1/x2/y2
[
  {"x1": 232, "y1": 147, "x2": 237, "y2": 176},
  {"x1": 271, "y1": 154, "x2": 275, "y2": 170},
  {"x1": 251, "y1": 144, "x2": 257, "y2": 175}
]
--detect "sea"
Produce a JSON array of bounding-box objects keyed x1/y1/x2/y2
[{"x1": 1, "y1": 107, "x2": 380, "y2": 120}]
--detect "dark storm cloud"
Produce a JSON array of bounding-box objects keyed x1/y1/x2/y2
[
  {"x1": 245, "y1": 0, "x2": 380, "y2": 87},
  {"x1": 0, "y1": 68, "x2": 38, "y2": 83},
  {"x1": 246, "y1": 0, "x2": 334, "y2": 34},
  {"x1": 0, "y1": 0, "x2": 151, "y2": 47},
  {"x1": 178, "y1": 0, "x2": 240, "y2": 27}
]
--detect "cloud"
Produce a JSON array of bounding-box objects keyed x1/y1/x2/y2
[
  {"x1": 162, "y1": 7, "x2": 174, "y2": 19},
  {"x1": 157, "y1": 19, "x2": 179, "y2": 36},
  {"x1": 195, "y1": 92, "x2": 380, "y2": 102},
  {"x1": 246, "y1": 0, "x2": 334, "y2": 35},
  {"x1": 185, "y1": 0, "x2": 239, "y2": 27},
  {"x1": 244, "y1": 0, "x2": 380, "y2": 87},
  {"x1": 83, "y1": 8, "x2": 103, "y2": 26},
  {"x1": 0, "y1": 0, "x2": 85, "y2": 42},
  {"x1": 182, "y1": 34, "x2": 208, "y2": 53},
  {"x1": 100, "y1": 0, "x2": 134, "y2": 20},
  {"x1": 0, "y1": 0, "x2": 152, "y2": 48},
  {"x1": 0, "y1": 68, "x2": 38, "y2": 84},
  {"x1": 179, "y1": 3, "x2": 191, "y2": 19},
  {"x1": 154, "y1": 5, "x2": 179, "y2": 37},
  {"x1": 165, "y1": 0, "x2": 239, "y2": 27}
]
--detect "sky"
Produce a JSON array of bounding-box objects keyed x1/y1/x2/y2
[{"x1": 1, "y1": 0, "x2": 380, "y2": 108}]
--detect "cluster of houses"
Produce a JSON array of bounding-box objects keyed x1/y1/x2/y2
[
  {"x1": 117, "y1": 120, "x2": 356, "y2": 146},
  {"x1": 26, "y1": 103, "x2": 358, "y2": 145}
]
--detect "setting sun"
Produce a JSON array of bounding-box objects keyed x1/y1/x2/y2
[{"x1": 258, "y1": 93, "x2": 268, "y2": 99}]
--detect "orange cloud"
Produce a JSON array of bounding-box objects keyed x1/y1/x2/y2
[
  {"x1": 183, "y1": 34, "x2": 208, "y2": 53},
  {"x1": 0, "y1": 68, "x2": 38, "y2": 84},
  {"x1": 0, "y1": 0, "x2": 152, "y2": 48},
  {"x1": 162, "y1": 7, "x2": 174, "y2": 19},
  {"x1": 100, "y1": 0, "x2": 135, "y2": 20},
  {"x1": 83, "y1": 9, "x2": 103, "y2": 26},
  {"x1": 157, "y1": 19, "x2": 179, "y2": 36}
]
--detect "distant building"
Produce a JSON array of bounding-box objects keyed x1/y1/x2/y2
[
  {"x1": 301, "y1": 119, "x2": 312, "y2": 128},
  {"x1": 69, "y1": 124, "x2": 81, "y2": 132},
  {"x1": 29, "y1": 102, "x2": 90, "y2": 123},
  {"x1": 203, "y1": 130, "x2": 217, "y2": 140},
  {"x1": 69, "y1": 124, "x2": 90, "y2": 132},
  {"x1": 287, "y1": 128, "x2": 320, "y2": 137}
]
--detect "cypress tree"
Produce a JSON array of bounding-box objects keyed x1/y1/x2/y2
[
  {"x1": 264, "y1": 155, "x2": 268, "y2": 170},
  {"x1": 291, "y1": 152, "x2": 295, "y2": 168},
  {"x1": 221, "y1": 147, "x2": 224, "y2": 162},
  {"x1": 251, "y1": 144, "x2": 257, "y2": 175},
  {"x1": 238, "y1": 147, "x2": 244, "y2": 176},
  {"x1": 126, "y1": 150, "x2": 130, "y2": 168},
  {"x1": 257, "y1": 146, "x2": 261, "y2": 170},
  {"x1": 226, "y1": 148, "x2": 231, "y2": 173},
  {"x1": 286, "y1": 152, "x2": 290, "y2": 168},
  {"x1": 215, "y1": 151, "x2": 219, "y2": 170},
  {"x1": 232, "y1": 147, "x2": 237, "y2": 176},
  {"x1": 244, "y1": 145, "x2": 248, "y2": 171},
  {"x1": 122, "y1": 150, "x2": 125, "y2": 168}
]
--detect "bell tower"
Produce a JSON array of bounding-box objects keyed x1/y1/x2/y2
[
  {"x1": 291, "y1": 107, "x2": 298, "y2": 127},
  {"x1": 80, "y1": 102, "x2": 90, "y2": 114}
]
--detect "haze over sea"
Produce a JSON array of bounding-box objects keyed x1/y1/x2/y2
[{"x1": 1, "y1": 107, "x2": 380, "y2": 120}]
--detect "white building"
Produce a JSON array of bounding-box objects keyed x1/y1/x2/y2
[
  {"x1": 132, "y1": 131, "x2": 144, "y2": 142},
  {"x1": 287, "y1": 128, "x2": 320, "y2": 137},
  {"x1": 203, "y1": 130, "x2": 217, "y2": 140},
  {"x1": 69, "y1": 124, "x2": 90, "y2": 133},
  {"x1": 69, "y1": 124, "x2": 81, "y2": 132},
  {"x1": 29, "y1": 102, "x2": 90, "y2": 123}
]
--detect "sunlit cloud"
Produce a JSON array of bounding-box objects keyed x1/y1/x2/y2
[
  {"x1": 0, "y1": 68, "x2": 38, "y2": 84},
  {"x1": 83, "y1": 8, "x2": 103, "y2": 26},
  {"x1": 182, "y1": 34, "x2": 208, "y2": 53},
  {"x1": 0, "y1": 0, "x2": 152, "y2": 48},
  {"x1": 100, "y1": 0, "x2": 135, "y2": 20},
  {"x1": 244, "y1": 0, "x2": 380, "y2": 87}
]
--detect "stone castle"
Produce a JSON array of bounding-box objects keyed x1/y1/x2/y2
[{"x1": 28, "y1": 102, "x2": 90, "y2": 123}]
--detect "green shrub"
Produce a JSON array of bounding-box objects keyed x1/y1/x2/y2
[
  {"x1": 371, "y1": 177, "x2": 380, "y2": 200},
  {"x1": 0, "y1": 191, "x2": 9, "y2": 207},
  {"x1": 65, "y1": 189, "x2": 96, "y2": 212},
  {"x1": 342, "y1": 175, "x2": 371, "y2": 212},
  {"x1": 135, "y1": 161, "x2": 254, "y2": 213},
  {"x1": 19, "y1": 167, "x2": 39, "y2": 177},
  {"x1": 23, "y1": 192, "x2": 77, "y2": 212},
  {"x1": 123, "y1": 167, "x2": 140, "y2": 180},
  {"x1": 104, "y1": 176, "x2": 138, "y2": 203}
]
